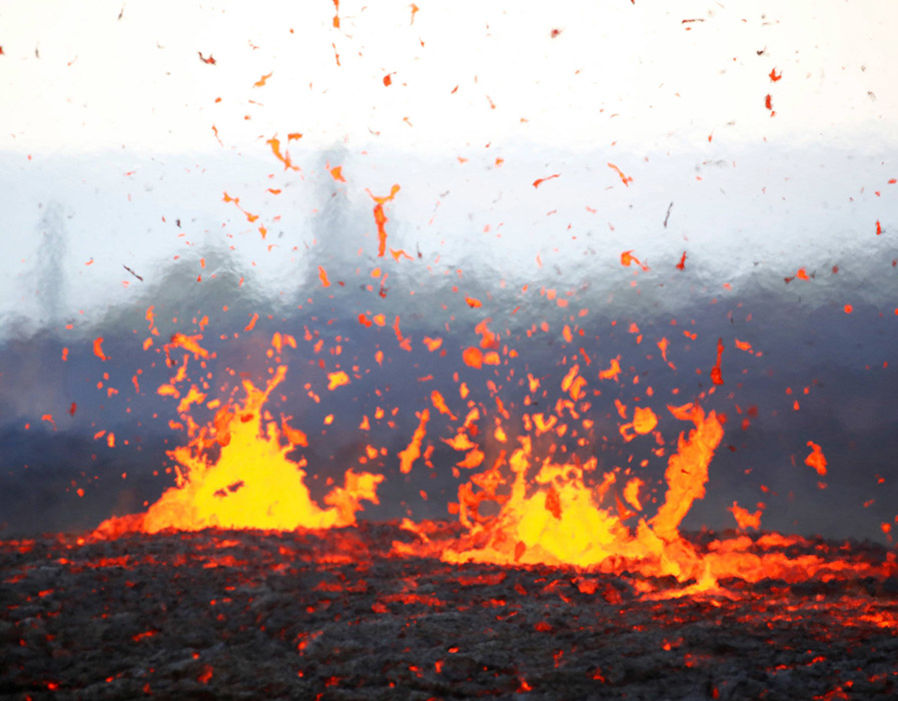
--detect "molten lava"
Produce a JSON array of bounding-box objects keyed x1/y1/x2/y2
[
  {"x1": 392, "y1": 399, "x2": 894, "y2": 594},
  {"x1": 87, "y1": 321, "x2": 896, "y2": 600},
  {"x1": 395, "y1": 403, "x2": 729, "y2": 590},
  {"x1": 73, "y1": 87, "x2": 895, "y2": 605},
  {"x1": 95, "y1": 364, "x2": 382, "y2": 538}
]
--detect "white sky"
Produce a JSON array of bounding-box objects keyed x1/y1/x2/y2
[
  {"x1": 2, "y1": 0, "x2": 897, "y2": 155},
  {"x1": 1, "y1": 0, "x2": 896, "y2": 332}
]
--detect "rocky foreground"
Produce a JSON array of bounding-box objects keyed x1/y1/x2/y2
[{"x1": 2, "y1": 523, "x2": 897, "y2": 700}]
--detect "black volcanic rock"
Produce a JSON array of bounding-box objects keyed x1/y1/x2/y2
[{"x1": 1, "y1": 524, "x2": 896, "y2": 699}]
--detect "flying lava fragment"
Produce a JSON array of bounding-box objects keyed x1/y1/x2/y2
[
  {"x1": 93, "y1": 337, "x2": 108, "y2": 361},
  {"x1": 710, "y1": 337, "x2": 724, "y2": 385},
  {"x1": 368, "y1": 184, "x2": 401, "y2": 257},
  {"x1": 532, "y1": 174, "x2": 560, "y2": 188},
  {"x1": 729, "y1": 501, "x2": 762, "y2": 530},
  {"x1": 327, "y1": 371, "x2": 350, "y2": 390},
  {"x1": 253, "y1": 71, "x2": 273, "y2": 87},
  {"x1": 805, "y1": 441, "x2": 827, "y2": 477},
  {"x1": 266, "y1": 136, "x2": 300, "y2": 171},
  {"x1": 621, "y1": 250, "x2": 649, "y2": 271},
  {"x1": 399, "y1": 410, "x2": 429, "y2": 474},
  {"x1": 620, "y1": 406, "x2": 658, "y2": 441},
  {"x1": 462, "y1": 347, "x2": 484, "y2": 368},
  {"x1": 607, "y1": 162, "x2": 633, "y2": 186},
  {"x1": 598, "y1": 356, "x2": 621, "y2": 382},
  {"x1": 676, "y1": 251, "x2": 687, "y2": 270},
  {"x1": 167, "y1": 333, "x2": 209, "y2": 359}
]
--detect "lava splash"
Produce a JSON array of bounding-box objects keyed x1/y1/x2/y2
[
  {"x1": 397, "y1": 404, "x2": 723, "y2": 586},
  {"x1": 95, "y1": 364, "x2": 382, "y2": 538}
]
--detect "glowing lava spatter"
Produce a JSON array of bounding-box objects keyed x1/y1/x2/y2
[
  {"x1": 94, "y1": 363, "x2": 382, "y2": 538},
  {"x1": 395, "y1": 404, "x2": 724, "y2": 586},
  {"x1": 78, "y1": 84, "x2": 897, "y2": 607},
  {"x1": 394, "y1": 394, "x2": 895, "y2": 593}
]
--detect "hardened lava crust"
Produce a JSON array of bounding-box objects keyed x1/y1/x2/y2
[{"x1": 2, "y1": 522, "x2": 897, "y2": 700}]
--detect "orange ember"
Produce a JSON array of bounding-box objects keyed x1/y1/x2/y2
[
  {"x1": 93, "y1": 337, "x2": 108, "y2": 361},
  {"x1": 532, "y1": 174, "x2": 560, "y2": 188},
  {"x1": 266, "y1": 136, "x2": 299, "y2": 171},
  {"x1": 710, "y1": 337, "x2": 724, "y2": 385},
  {"x1": 729, "y1": 501, "x2": 762, "y2": 530},
  {"x1": 805, "y1": 441, "x2": 827, "y2": 477},
  {"x1": 607, "y1": 162, "x2": 633, "y2": 186},
  {"x1": 620, "y1": 250, "x2": 649, "y2": 271},
  {"x1": 368, "y1": 184, "x2": 401, "y2": 257}
]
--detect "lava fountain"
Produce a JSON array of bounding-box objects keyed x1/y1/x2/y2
[{"x1": 95, "y1": 339, "x2": 383, "y2": 538}]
